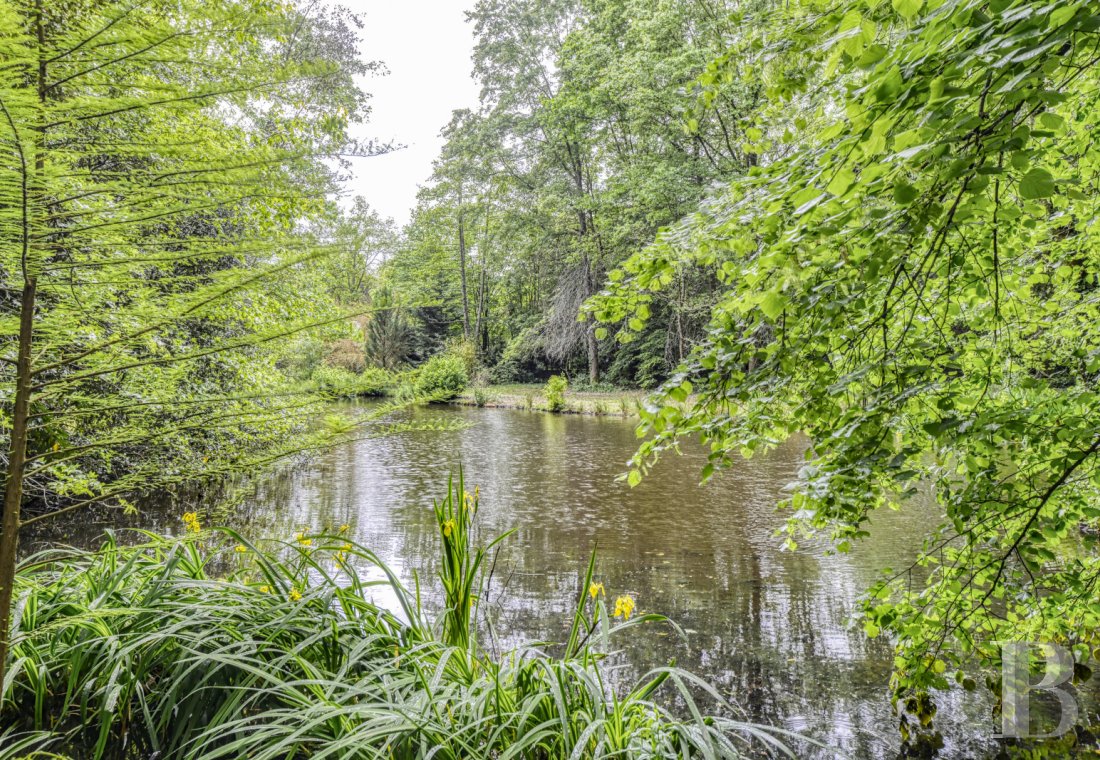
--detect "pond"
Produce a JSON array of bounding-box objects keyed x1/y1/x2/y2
[{"x1": 25, "y1": 403, "x2": 1046, "y2": 758}]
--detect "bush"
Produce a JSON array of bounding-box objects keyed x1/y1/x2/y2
[
  {"x1": 364, "y1": 287, "x2": 413, "y2": 370},
  {"x1": 357, "y1": 367, "x2": 393, "y2": 397},
  {"x1": 415, "y1": 353, "x2": 468, "y2": 400},
  {"x1": 311, "y1": 364, "x2": 358, "y2": 394},
  {"x1": 324, "y1": 338, "x2": 367, "y2": 374},
  {"x1": 545, "y1": 374, "x2": 568, "y2": 412},
  {"x1": 449, "y1": 338, "x2": 478, "y2": 375},
  {"x1": 312, "y1": 365, "x2": 393, "y2": 397}
]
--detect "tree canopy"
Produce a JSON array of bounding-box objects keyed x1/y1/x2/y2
[
  {"x1": 591, "y1": 0, "x2": 1100, "y2": 743},
  {"x1": 0, "y1": 0, "x2": 392, "y2": 685}
]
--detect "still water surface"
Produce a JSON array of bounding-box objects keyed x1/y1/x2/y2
[{"x1": 30, "y1": 403, "x2": 1013, "y2": 758}]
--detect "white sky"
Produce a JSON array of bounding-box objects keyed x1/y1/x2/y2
[{"x1": 338, "y1": 0, "x2": 480, "y2": 227}]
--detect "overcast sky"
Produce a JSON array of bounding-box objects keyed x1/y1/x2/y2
[{"x1": 337, "y1": 0, "x2": 480, "y2": 227}]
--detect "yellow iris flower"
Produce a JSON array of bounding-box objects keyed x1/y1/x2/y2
[{"x1": 613, "y1": 595, "x2": 636, "y2": 621}]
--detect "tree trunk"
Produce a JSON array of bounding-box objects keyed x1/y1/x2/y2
[
  {"x1": 0, "y1": 279, "x2": 37, "y2": 686},
  {"x1": 577, "y1": 208, "x2": 599, "y2": 385},
  {"x1": 474, "y1": 263, "x2": 488, "y2": 358},
  {"x1": 457, "y1": 203, "x2": 471, "y2": 341},
  {"x1": 581, "y1": 250, "x2": 599, "y2": 385},
  {"x1": 0, "y1": 0, "x2": 43, "y2": 690}
]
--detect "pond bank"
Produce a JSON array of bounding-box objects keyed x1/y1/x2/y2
[{"x1": 450, "y1": 383, "x2": 648, "y2": 416}]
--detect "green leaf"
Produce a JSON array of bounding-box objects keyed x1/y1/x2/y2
[
  {"x1": 1019, "y1": 167, "x2": 1055, "y2": 199},
  {"x1": 791, "y1": 188, "x2": 825, "y2": 215},
  {"x1": 760, "y1": 291, "x2": 788, "y2": 320},
  {"x1": 827, "y1": 167, "x2": 856, "y2": 196},
  {"x1": 893, "y1": 181, "x2": 919, "y2": 205},
  {"x1": 892, "y1": 0, "x2": 923, "y2": 20},
  {"x1": 1049, "y1": 5, "x2": 1078, "y2": 28},
  {"x1": 839, "y1": 12, "x2": 866, "y2": 58},
  {"x1": 1038, "y1": 112, "x2": 1064, "y2": 131}
]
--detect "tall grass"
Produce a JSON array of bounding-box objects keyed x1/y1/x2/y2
[{"x1": 0, "y1": 477, "x2": 796, "y2": 759}]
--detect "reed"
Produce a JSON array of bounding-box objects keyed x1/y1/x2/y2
[{"x1": 0, "y1": 479, "x2": 796, "y2": 759}]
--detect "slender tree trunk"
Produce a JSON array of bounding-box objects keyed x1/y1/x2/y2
[
  {"x1": 0, "y1": 280, "x2": 36, "y2": 683},
  {"x1": 677, "y1": 273, "x2": 686, "y2": 361},
  {"x1": 584, "y1": 278, "x2": 599, "y2": 383},
  {"x1": 457, "y1": 201, "x2": 471, "y2": 341},
  {"x1": 567, "y1": 142, "x2": 600, "y2": 385},
  {"x1": 474, "y1": 264, "x2": 487, "y2": 357},
  {"x1": 474, "y1": 202, "x2": 492, "y2": 360},
  {"x1": 0, "y1": 0, "x2": 44, "y2": 690},
  {"x1": 575, "y1": 204, "x2": 599, "y2": 385}
]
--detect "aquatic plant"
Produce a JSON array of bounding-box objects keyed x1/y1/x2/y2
[
  {"x1": 0, "y1": 479, "x2": 796, "y2": 759},
  {"x1": 472, "y1": 385, "x2": 492, "y2": 407}
]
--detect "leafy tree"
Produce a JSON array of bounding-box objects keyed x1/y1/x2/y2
[
  {"x1": 391, "y1": 0, "x2": 759, "y2": 386},
  {"x1": 364, "y1": 284, "x2": 413, "y2": 369},
  {"x1": 318, "y1": 197, "x2": 399, "y2": 306},
  {"x1": 593, "y1": 0, "x2": 1100, "y2": 744},
  {"x1": 0, "y1": 0, "x2": 377, "y2": 685}
]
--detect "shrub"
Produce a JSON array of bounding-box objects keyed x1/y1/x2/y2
[
  {"x1": 357, "y1": 367, "x2": 393, "y2": 397},
  {"x1": 449, "y1": 338, "x2": 478, "y2": 375},
  {"x1": 364, "y1": 286, "x2": 413, "y2": 370},
  {"x1": 324, "y1": 338, "x2": 367, "y2": 374},
  {"x1": 312, "y1": 365, "x2": 393, "y2": 398},
  {"x1": 545, "y1": 374, "x2": 568, "y2": 413},
  {"x1": 415, "y1": 353, "x2": 468, "y2": 400},
  {"x1": 311, "y1": 364, "x2": 358, "y2": 394},
  {"x1": 472, "y1": 386, "x2": 491, "y2": 407}
]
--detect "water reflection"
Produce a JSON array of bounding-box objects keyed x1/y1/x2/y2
[{"x1": 26, "y1": 403, "x2": 1007, "y2": 758}]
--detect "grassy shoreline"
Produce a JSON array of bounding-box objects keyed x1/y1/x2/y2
[{"x1": 451, "y1": 383, "x2": 649, "y2": 417}]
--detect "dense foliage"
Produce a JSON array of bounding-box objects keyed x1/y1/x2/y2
[
  {"x1": 415, "y1": 352, "x2": 470, "y2": 400},
  {"x1": 0, "y1": 0, "x2": 451, "y2": 694},
  {"x1": 591, "y1": 0, "x2": 1100, "y2": 745},
  {"x1": 5, "y1": 0, "x2": 1099, "y2": 753},
  {"x1": 375, "y1": 0, "x2": 762, "y2": 388},
  {"x1": 0, "y1": 0, "x2": 376, "y2": 522}
]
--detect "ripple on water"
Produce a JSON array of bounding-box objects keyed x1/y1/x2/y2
[{"x1": 25, "y1": 402, "x2": 1007, "y2": 759}]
